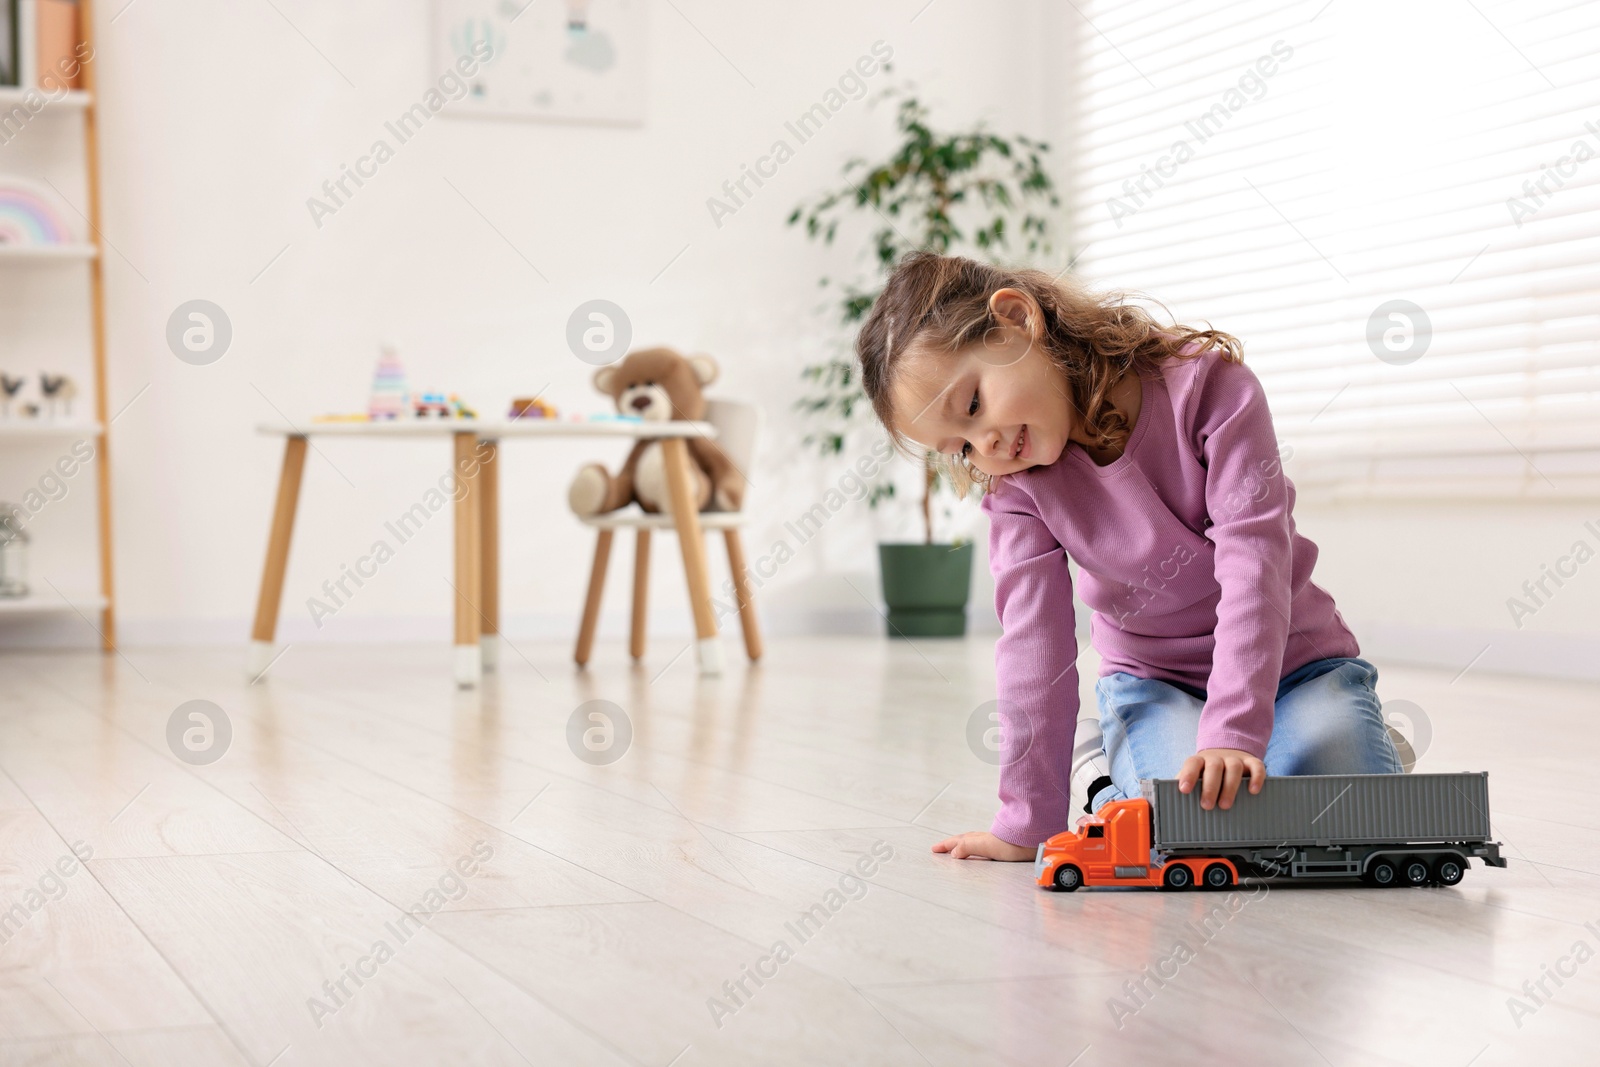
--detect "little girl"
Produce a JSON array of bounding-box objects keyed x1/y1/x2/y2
[{"x1": 855, "y1": 252, "x2": 1405, "y2": 862}]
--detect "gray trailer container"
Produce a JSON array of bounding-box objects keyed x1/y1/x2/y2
[{"x1": 1141, "y1": 772, "x2": 1506, "y2": 885}]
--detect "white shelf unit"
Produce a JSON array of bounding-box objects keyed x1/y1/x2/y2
[
  {"x1": 0, "y1": 86, "x2": 89, "y2": 108},
  {"x1": 0, "y1": 0, "x2": 115, "y2": 642},
  {"x1": 0, "y1": 243, "x2": 98, "y2": 260},
  {"x1": 0, "y1": 590, "x2": 105, "y2": 614},
  {"x1": 0, "y1": 420, "x2": 102, "y2": 437}
]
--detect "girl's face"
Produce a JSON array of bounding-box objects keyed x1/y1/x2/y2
[{"x1": 889, "y1": 289, "x2": 1078, "y2": 478}]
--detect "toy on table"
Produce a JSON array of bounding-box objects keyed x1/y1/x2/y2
[
  {"x1": 40, "y1": 373, "x2": 75, "y2": 418},
  {"x1": 411, "y1": 392, "x2": 445, "y2": 417},
  {"x1": 409, "y1": 391, "x2": 475, "y2": 419},
  {"x1": 565, "y1": 347, "x2": 744, "y2": 518},
  {"x1": 336, "y1": 347, "x2": 478, "y2": 422},
  {"x1": 1035, "y1": 771, "x2": 1505, "y2": 892},
  {"x1": 509, "y1": 396, "x2": 558, "y2": 420},
  {"x1": 368, "y1": 346, "x2": 409, "y2": 420}
]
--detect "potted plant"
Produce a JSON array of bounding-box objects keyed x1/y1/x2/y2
[{"x1": 788, "y1": 87, "x2": 1062, "y2": 637}]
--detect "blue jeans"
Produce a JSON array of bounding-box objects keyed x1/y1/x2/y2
[{"x1": 1089, "y1": 656, "x2": 1403, "y2": 812}]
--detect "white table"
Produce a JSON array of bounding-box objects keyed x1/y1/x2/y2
[{"x1": 250, "y1": 418, "x2": 723, "y2": 686}]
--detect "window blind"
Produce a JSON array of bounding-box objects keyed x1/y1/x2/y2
[{"x1": 1064, "y1": 0, "x2": 1600, "y2": 498}]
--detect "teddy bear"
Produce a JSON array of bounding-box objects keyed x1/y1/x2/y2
[{"x1": 567, "y1": 347, "x2": 745, "y2": 518}]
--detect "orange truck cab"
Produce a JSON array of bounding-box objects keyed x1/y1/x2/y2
[{"x1": 1034, "y1": 797, "x2": 1238, "y2": 891}]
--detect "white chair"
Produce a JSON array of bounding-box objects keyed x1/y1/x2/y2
[{"x1": 574, "y1": 398, "x2": 763, "y2": 668}]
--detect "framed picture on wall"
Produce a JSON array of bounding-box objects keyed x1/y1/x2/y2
[
  {"x1": 2, "y1": 0, "x2": 19, "y2": 87},
  {"x1": 433, "y1": 0, "x2": 647, "y2": 125}
]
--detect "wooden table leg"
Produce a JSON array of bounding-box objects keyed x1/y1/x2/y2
[
  {"x1": 660, "y1": 437, "x2": 721, "y2": 676},
  {"x1": 478, "y1": 438, "x2": 500, "y2": 671},
  {"x1": 249, "y1": 435, "x2": 308, "y2": 678},
  {"x1": 453, "y1": 432, "x2": 482, "y2": 688}
]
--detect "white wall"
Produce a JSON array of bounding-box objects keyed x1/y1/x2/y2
[
  {"x1": 1, "y1": 0, "x2": 1052, "y2": 650},
  {"x1": 1291, "y1": 498, "x2": 1600, "y2": 682}
]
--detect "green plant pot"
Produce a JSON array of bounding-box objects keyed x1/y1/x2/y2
[{"x1": 877, "y1": 542, "x2": 974, "y2": 638}]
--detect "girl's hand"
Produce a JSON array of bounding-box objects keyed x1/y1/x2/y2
[
  {"x1": 932, "y1": 831, "x2": 1035, "y2": 861},
  {"x1": 1178, "y1": 748, "x2": 1266, "y2": 811}
]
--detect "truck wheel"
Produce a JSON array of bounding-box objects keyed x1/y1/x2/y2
[
  {"x1": 1052, "y1": 864, "x2": 1083, "y2": 892},
  {"x1": 1162, "y1": 864, "x2": 1193, "y2": 891},
  {"x1": 1402, "y1": 857, "x2": 1431, "y2": 886},
  {"x1": 1203, "y1": 863, "x2": 1234, "y2": 890},
  {"x1": 1433, "y1": 856, "x2": 1465, "y2": 886},
  {"x1": 1365, "y1": 858, "x2": 1398, "y2": 887}
]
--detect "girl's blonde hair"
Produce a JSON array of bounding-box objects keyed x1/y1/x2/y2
[{"x1": 856, "y1": 251, "x2": 1243, "y2": 494}]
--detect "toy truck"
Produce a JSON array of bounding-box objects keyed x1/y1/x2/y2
[{"x1": 1035, "y1": 771, "x2": 1505, "y2": 891}]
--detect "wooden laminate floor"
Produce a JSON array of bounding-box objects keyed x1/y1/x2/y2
[{"x1": 0, "y1": 635, "x2": 1596, "y2": 1066}]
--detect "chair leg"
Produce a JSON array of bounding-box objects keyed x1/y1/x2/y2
[
  {"x1": 660, "y1": 438, "x2": 722, "y2": 676},
  {"x1": 630, "y1": 529, "x2": 651, "y2": 660},
  {"x1": 723, "y1": 527, "x2": 764, "y2": 661},
  {"x1": 575, "y1": 529, "x2": 614, "y2": 667}
]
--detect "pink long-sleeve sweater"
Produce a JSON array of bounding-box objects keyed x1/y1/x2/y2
[{"x1": 982, "y1": 345, "x2": 1358, "y2": 847}]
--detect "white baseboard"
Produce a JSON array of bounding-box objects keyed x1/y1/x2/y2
[
  {"x1": 6, "y1": 608, "x2": 1595, "y2": 682},
  {"x1": 1350, "y1": 618, "x2": 1600, "y2": 683},
  {"x1": 52, "y1": 604, "x2": 967, "y2": 649},
  {"x1": 0, "y1": 613, "x2": 108, "y2": 649}
]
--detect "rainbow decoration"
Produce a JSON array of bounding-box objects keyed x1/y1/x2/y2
[{"x1": 0, "y1": 182, "x2": 73, "y2": 246}]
